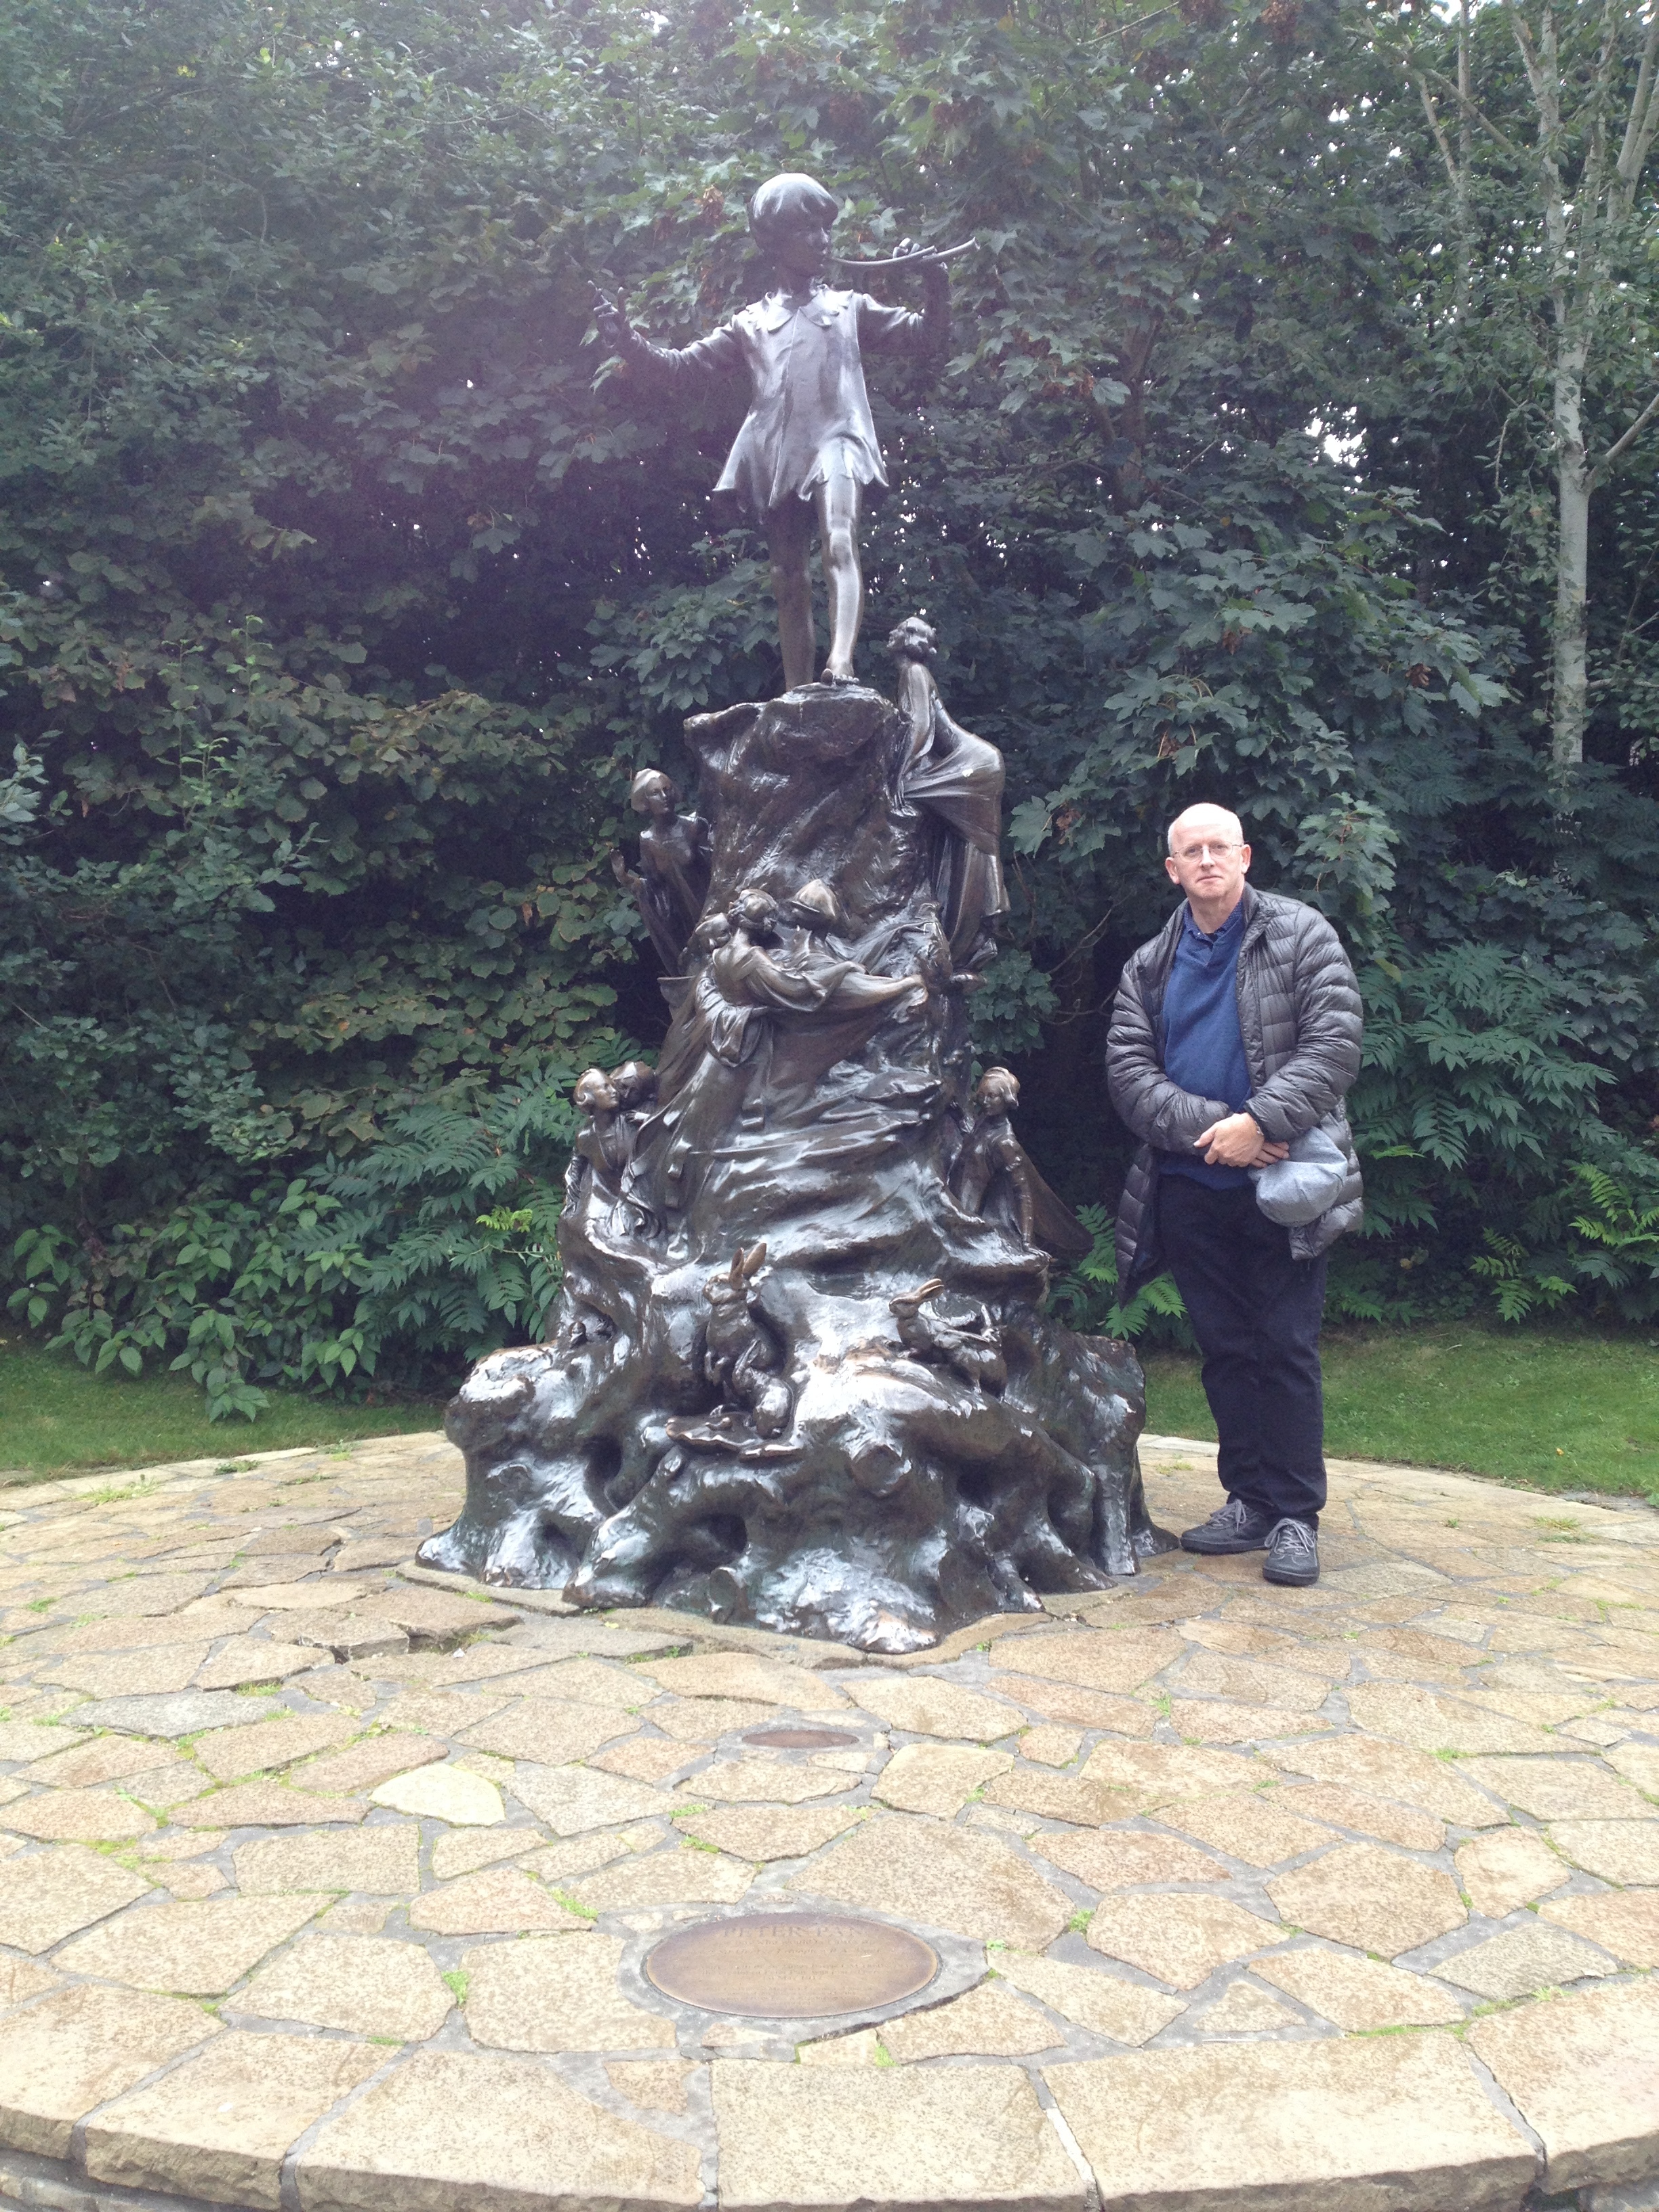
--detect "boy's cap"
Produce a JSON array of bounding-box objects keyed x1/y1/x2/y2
[{"x1": 750, "y1": 173, "x2": 840, "y2": 239}]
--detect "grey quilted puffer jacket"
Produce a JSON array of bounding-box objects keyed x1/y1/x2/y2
[{"x1": 1108, "y1": 884, "x2": 1364, "y2": 1294}]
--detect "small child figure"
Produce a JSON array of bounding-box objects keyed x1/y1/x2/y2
[
  {"x1": 951, "y1": 1067, "x2": 1036, "y2": 1245},
  {"x1": 564, "y1": 1066, "x2": 627, "y2": 1223},
  {"x1": 593, "y1": 173, "x2": 950, "y2": 691},
  {"x1": 611, "y1": 768, "x2": 712, "y2": 970},
  {"x1": 950, "y1": 1067, "x2": 1093, "y2": 1263},
  {"x1": 609, "y1": 1058, "x2": 659, "y2": 1131}
]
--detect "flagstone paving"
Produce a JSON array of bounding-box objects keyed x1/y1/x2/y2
[{"x1": 0, "y1": 1431, "x2": 1654, "y2": 2211}]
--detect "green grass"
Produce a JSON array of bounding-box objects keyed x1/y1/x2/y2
[
  {"x1": 0, "y1": 1334, "x2": 443, "y2": 1485},
  {"x1": 1142, "y1": 1319, "x2": 1659, "y2": 1500},
  {"x1": 6, "y1": 1315, "x2": 1657, "y2": 1504}
]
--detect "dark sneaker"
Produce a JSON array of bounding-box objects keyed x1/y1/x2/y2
[
  {"x1": 1263, "y1": 1517, "x2": 1319, "y2": 1586},
  {"x1": 1180, "y1": 1496, "x2": 1276, "y2": 1555}
]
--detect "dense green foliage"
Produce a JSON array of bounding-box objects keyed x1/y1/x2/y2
[{"x1": 3, "y1": 0, "x2": 1658, "y2": 1414}]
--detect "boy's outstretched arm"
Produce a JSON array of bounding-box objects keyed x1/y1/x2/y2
[
  {"x1": 855, "y1": 243, "x2": 951, "y2": 369},
  {"x1": 589, "y1": 286, "x2": 743, "y2": 383}
]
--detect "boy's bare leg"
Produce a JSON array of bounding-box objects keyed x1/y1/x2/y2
[
  {"x1": 764, "y1": 497, "x2": 817, "y2": 692},
  {"x1": 816, "y1": 469, "x2": 863, "y2": 683}
]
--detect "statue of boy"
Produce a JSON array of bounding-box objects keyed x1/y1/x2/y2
[{"x1": 592, "y1": 173, "x2": 950, "y2": 691}]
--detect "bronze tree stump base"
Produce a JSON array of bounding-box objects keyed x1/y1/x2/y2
[{"x1": 420, "y1": 678, "x2": 1174, "y2": 1654}]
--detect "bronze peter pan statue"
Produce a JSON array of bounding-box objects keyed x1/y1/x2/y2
[{"x1": 592, "y1": 173, "x2": 951, "y2": 691}]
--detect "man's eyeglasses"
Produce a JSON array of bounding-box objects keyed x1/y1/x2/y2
[{"x1": 1174, "y1": 841, "x2": 1241, "y2": 862}]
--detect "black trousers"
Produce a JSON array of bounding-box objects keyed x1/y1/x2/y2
[{"x1": 1157, "y1": 1174, "x2": 1328, "y2": 1528}]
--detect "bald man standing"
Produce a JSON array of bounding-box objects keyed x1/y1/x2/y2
[{"x1": 1106, "y1": 805, "x2": 1363, "y2": 1585}]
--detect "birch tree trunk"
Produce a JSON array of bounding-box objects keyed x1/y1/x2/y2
[
  {"x1": 1517, "y1": 3, "x2": 1598, "y2": 773},
  {"x1": 1552, "y1": 337, "x2": 1593, "y2": 769},
  {"x1": 1411, "y1": 1, "x2": 1659, "y2": 775},
  {"x1": 1517, "y1": 1, "x2": 1659, "y2": 772}
]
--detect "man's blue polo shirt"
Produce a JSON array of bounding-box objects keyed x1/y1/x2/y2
[{"x1": 1160, "y1": 899, "x2": 1250, "y2": 1189}]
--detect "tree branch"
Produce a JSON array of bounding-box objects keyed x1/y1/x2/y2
[
  {"x1": 1505, "y1": 3, "x2": 1553, "y2": 123},
  {"x1": 1500, "y1": 5, "x2": 1576, "y2": 314},
  {"x1": 1594, "y1": 382, "x2": 1659, "y2": 479},
  {"x1": 1412, "y1": 70, "x2": 1462, "y2": 191},
  {"x1": 1418, "y1": 62, "x2": 1526, "y2": 161},
  {"x1": 1615, "y1": 1, "x2": 1659, "y2": 214},
  {"x1": 1584, "y1": 0, "x2": 1626, "y2": 180},
  {"x1": 1568, "y1": 0, "x2": 1624, "y2": 270},
  {"x1": 1090, "y1": 4, "x2": 1180, "y2": 49}
]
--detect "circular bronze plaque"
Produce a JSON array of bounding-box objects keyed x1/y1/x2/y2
[
  {"x1": 645, "y1": 1912, "x2": 938, "y2": 2018},
  {"x1": 742, "y1": 1726, "x2": 859, "y2": 1750}
]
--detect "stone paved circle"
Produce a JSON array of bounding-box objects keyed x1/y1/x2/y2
[{"x1": 0, "y1": 1430, "x2": 1654, "y2": 2212}]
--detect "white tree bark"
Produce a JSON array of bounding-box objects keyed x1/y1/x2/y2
[
  {"x1": 1553, "y1": 344, "x2": 1593, "y2": 771},
  {"x1": 1412, "y1": 2, "x2": 1659, "y2": 774}
]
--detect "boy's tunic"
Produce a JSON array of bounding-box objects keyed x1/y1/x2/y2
[{"x1": 628, "y1": 284, "x2": 944, "y2": 516}]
